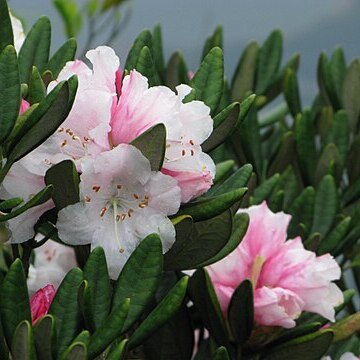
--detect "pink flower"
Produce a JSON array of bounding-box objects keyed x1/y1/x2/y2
[
  {"x1": 207, "y1": 202, "x2": 343, "y2": 329},
  {"x1": 30, "y1": 284, "x2": 56, "y2": 325},
  {"x1": 20, "y1": 99, "x2": 30, "y2": 114}
]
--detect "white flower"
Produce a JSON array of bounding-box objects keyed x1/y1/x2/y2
[{"x1": 57, "y1": 144, "x2": 181, "y2": 279}]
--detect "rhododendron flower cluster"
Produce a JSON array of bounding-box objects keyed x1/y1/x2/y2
[
  {"x1": 207, "y1": 202, "x2": 344, "y2": 328},
  {"x1": 0, "y1": 45, "x2": 214, "y2": 278}
]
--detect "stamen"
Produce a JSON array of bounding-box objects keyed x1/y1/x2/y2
[
  {"x1": 112, "y1": 200, "x2": 125, "y2": 254},
  {"x1": 100, "y1": 207, "x2": 107, "y2": 217},
  {"x1": 92, "y1": 186, "x2": 101, "y2": 192}
]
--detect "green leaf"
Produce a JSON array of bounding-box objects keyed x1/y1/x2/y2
[
  {"x1": 45, "y1": 160, "x2": 80, "y2": 211},
  {"x1": 284, "y1": 68, "x2": 302, "y2": 117},
  {"x1": 330, "y1": 47, "x2": 346, "y2": 106},
  {"x1": 187, "y1": 47, "x2": 224, "y2": 115},
  {"x1": 18, "y1": 17, "x2": 51, "y2": 84},
  {"x1": 202, "y1": 26, "x2": 223, "y2": 61},
  {"x1": 212, "y1": 347, "x2": 230, "y2": 360},
  {"x1": 256, "y1": 30, "x2": 283, "y2": 95},
  {"x1": 34, "y1": 315, "x2": 56, "y2": 360},
  {"x1": 343, "y1": 177, "x2": 360, "y2": 205},
  {"x1": 0, "y1": 259, "x2": 31, "y2": 348},
  {"x1": 53, "y1": 0, "x2": 83, "y2": 38},
  {"x1": 263, "y1": 330, "x2": 333, "y2": 360},
  {"x1": 0, "y1": 185, "x2": 53, "y2": 222},
  {"x1": 0, "y1": 0, "x2": 14, "y2": 52},
  {"x1": 231, "y1": 41, "x2": 259, "y2": 102},
  {"x1": 188, "y1": 269, "x2": 229, "y2": 346},
  {"x1": 295, "y1": 110, "x2": 317, "y2": 185},
  {"x1": 342, "y1": 59, "x2": 360, "y2": 132},
  {"x1": 213, "y1": 160, "x2": 235, "y2": 185},
  {"x1": 130, "y1": 123, "x2": 166, "y2": 171},
  {"x1": 28, "y1": 66, "x2": 46, "y2": 104},
  {"x1": 165, "y1": 51, "x2": 189, "y2": 91},
  {"x1": 314, "y1": 143, "x2": 342, "y2": 185},
  {"x1": 178, "y1": 188, "x2": 247, "y2": 222},
  {"x1": 311, "y1": 175, "x2": 338, "y2": 237},
  {"x1": 88, "y1": 298, "x2": 130, "y2": 359},
  {"x1": 83, "y1": 247, "x2": 111, "y2": 330},
  {"x1": 202, "y1": 102, "x2": 240, "y2": 152},
  {"x1": 288, "y1": 187, "x2": 315, "y2": 239},
  {"x1": 60, "y1": 342, "x2": 87, "y2": 360},
  {"x1": 228, "y1": 280, "x2": 254, "y2": 344},
  {"x1": 239, "y1": 93, "x2": 256, "y2": 124},
  {"x1": 46, "y1": 38, "x2": 77, "y2": 78},
  {"x1": 209, "y1": 164, "x2": 253, "y2": 197},
  {"x1": 152, "y1": 25, "x2": 165, "y2": 82},
  {"x1": 250, "y1": 173, "x2": 280, "y2": 205},
  {"x1": 107, "y1": 339, "x2": 128, "y2": 360},
  {"x1": 11, "y1": 321, "x2": 36, "y2": 360},
  {"x1": 0, "y1": 45, "x2": 21, "y2": 145},
  {"x1": 6, "y1": 77, "x2": 77, "y2": 164},
  {"x1": 0, "y1": 198, "x2": 23, "y2": 211},
  {"x1": 49, "y1": 268, "x2": 83, "y2": 357},
  {"x1": 330, "y1": 110, "x2": 349, "y2": 165},
  {"x1": 197, "y1": 212, "x2": 249, "y2": 267},
  {"x1": 124, "y1": 30, "x2": 152, "y2": 72},
  {"x1": 164, "y1": 210, "x2": 232, "y2": 270},
  {"x1": 129, "y1": 276, "x2": 189, "y2": 349},
  {"x1": 112, "y1": 233, "x2": 163, "y2": 332},
  {"x1": 348, "y1": 135, "x2": 360, "y2": 185},
  {"x1": 134, "y1": 46, "x2": 161, "y2": 86},
  {"x1": 318, "y1": 216, "x2": 351, "y2": 255}
]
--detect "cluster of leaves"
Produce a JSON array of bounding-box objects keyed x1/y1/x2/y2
[{"x1": 0, "y1": 0, "x2": 359, "y2": 358}]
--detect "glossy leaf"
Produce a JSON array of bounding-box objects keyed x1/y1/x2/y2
[
  {"x1": 284, "y1": 68, "x2": 302, "y2": 117},
  {"x1": 107, "y1": 339, "x2": 128, "y2": 360},
  {"x1": 88, "y1": 299, "x2": 130, "y2": 359},
  {"x1": 0, "y1": 259, "x2": 31, "y2": 348},
  {"x1": 59, "y1": 342, "x2": 87, "y2": 360},
  {"x1": 0, "y1": 0, "x2": 14, "y2": 52},
  {"x1": 135, "y1": 46, "x2": 161, "y2": 86},
  {"x1": 187, "y1": 47, "x2": 224, "y2": 114},
  {"x1": 49, "y1": 268, "x2": 83, "y2": 357},
  {"x1": 83, "y1": 247, "x2": 111, "y2": 330},
  {"x1": 213, "y1": 160, "x2": 235, "y2": 184},
  {"x1": 0, "y1": 198, "x2": 23, "y2": 211},
  {"x1": 34, "y1": 315, "x2": 56, "y2": 360},
  {"x1": 28, "y1": 66, "x2": 46, "y2": 104},
  {"x1": 0, "y1": 45, "x2": 21, "y2": 145},
  {"x1": 152, "y1": 25, "x2": 165, "y2": 81},
  {"x1": 250, "y1": 173, "x2": 280, "y2": 205},
  {"x1": 165, "y1": 51, "x2": 189, "y2": 91},
  {"x1": 164, "y1": 210, "x2": 232, "y2": 270},
  {"x1": 45, "y1": 160, "x2": 80, "y2": 211},
  {"x1": 130, "y1": 123, "x2": 166, "y2": 171},
  {"x1": 18, "y1": 17, "x2": 51, "y2": 84},
  {"x1": 188, "y1": 269, "x2": 229, "y2": 346},
  {"x1": 178, "y1": 188, "x2": 247, "y2": 221},
  {"x1": 128, "y1": 276, "x2": 189, "y2": 349},
  {"x1": 112, "y1": 233, "x2": 163, "y2": 331}
]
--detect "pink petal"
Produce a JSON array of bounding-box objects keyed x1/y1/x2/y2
[{"x1": 30, "y1": 284, "x2": 56, "y2": 325}]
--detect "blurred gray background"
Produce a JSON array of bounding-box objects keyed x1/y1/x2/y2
[{"x1": 9, "y1": 0, "x2": 360, "y2": 105}]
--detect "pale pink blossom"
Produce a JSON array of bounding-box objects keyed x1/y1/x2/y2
[
  {"x1": 30, "y1": 284, "x2": 56, "y2": 325},
  {"x1": 207, "y1": 202, "x2": 343, "y2": 328},
  {"x1": 57, "y1": 144, "x2": 181, "y2": 279},
  {"x1": 27, "y1": 239, "x2": 77, "y2": 295}
]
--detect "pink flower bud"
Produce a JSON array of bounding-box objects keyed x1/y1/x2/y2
[{"x1": 30, "y1": 284, "x2": 56, "y2": 325}]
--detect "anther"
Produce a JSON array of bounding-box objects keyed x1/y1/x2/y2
[
  {"x1": 189, "y1": 139, "x2": 194, "y2": 145},
  {"x1": 182, "y1": 149, "x2": 186, "y2": 156},
  {"x1": 100, "y1": 207, "x2": 107, "y2": 217},
  {"x1": 191, "y1": 149, "x2": 195, "y2": 156},
  {"x1": 61, "y1": 140, "x2": 67, "y2": 147},
  {"x1": 85, "y1": 196, "x2": 91, "y2": 203},
  {"x1": 92, "y1": 186, "x2": 101, "y2": 192},
  {"x1": 133, "y1": 194, "x2": 139, "y2": 200}
]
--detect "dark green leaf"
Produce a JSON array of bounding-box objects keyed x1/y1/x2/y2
[
  {"x1": 34, "y1": 315, "x2": 56, "y2": 360},
  {"x1": 135, "y1": 46, "x2": 161, "y2": 86},
  {"x1": 250, "y1": 173, "x2": 280, "y2": 205},
  {"x1": 0, "y1": 198, "x2": 23, "y2": 211},
  {"x1": 112, "y1": 233, "x2": 163, "y2": 332},
  {"x1": 152, "y1": 25, "x2": 165, "y2": 82},
  {"x1": 107, "y1": 339, "x2": 128, "y2": 360},
  {"x1": 45, "y1": 160, "x2": 80, "y2": 211},
  {"x1": 11, "y1": 320, "x2": 36, "y2": 360},
  {"x1": 178, "y1": 188, "x2": 247, "y2": 222},
  {"x1": 202, "y1": 26, "x2": 223, "y2": 61},
  {"x1": 46, "y1": 38, "x2": 77, "y2": 78},
  {"x1": 165, "y1": 51, "x2": 189, "y2": 91},
  {"x1": 28, "y1": 66, "x2": 46, "y2": 104},
  {"x1": 0, "y1": 45, "x2": 21, "y2": 144},
  {"x1": 88, "y1": 298, "x2": 130, "y2": 359},
  {"x1": 188, "y1": 269, "x2": 229, "y2": 346},
  {"x1": 330, "y1": 47, "x2": 346, "y2": 106},
  {"x1": 128, "y1": 276, "x2": 189, "y2": 349},
  {"x1": 0, "y1": 259, "x2": 31, "y2": 348},
  {"x1": 124, "y1": 30, "x2": 152, "y2": 72},
  {"x1": 59, "y1": 342, "x2": 87, "y2": 360},
  {"x1": 314, "y1": 143, "x2": 342, "y2": 185},
  {"x1": 130, "y1": 123, "x2": 166, "y2": 171},
  {"x1": 49, "y1": 268, "x2": 83, "y2": 357},
  {"x1": 18, "y1": 17, "x2": 51, "y2": 84},
  {"x1": 0, "y1": 0, "x2": 14, "y2": 52},
  {"x1": 213, "y1": 347, "x2": 230, "y2": 360},
  {"x1": 256, "y1": 30, "x2": 282, "y2": 95},
  {"x1": 231, "y1": 41, "x2": 259, "y2": 102},
  {"x1": 228, "y1": 280, "x2": 254, "y2": 344},
  {"x1": 187, "y1": 47, "x2": 224, "y2": 115},
  {"x1": 284, "y1": 68, "x2": 302, "y2": 117},
  {"x1": 164, "y1": 210, "x2": 232, "y2": 270},
  {"x1": 213, "y1": 160, "x2": 235, "y2": 185},
  {"x1": 83, "y1": 247, "x2": 111, "y2": 330}
]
